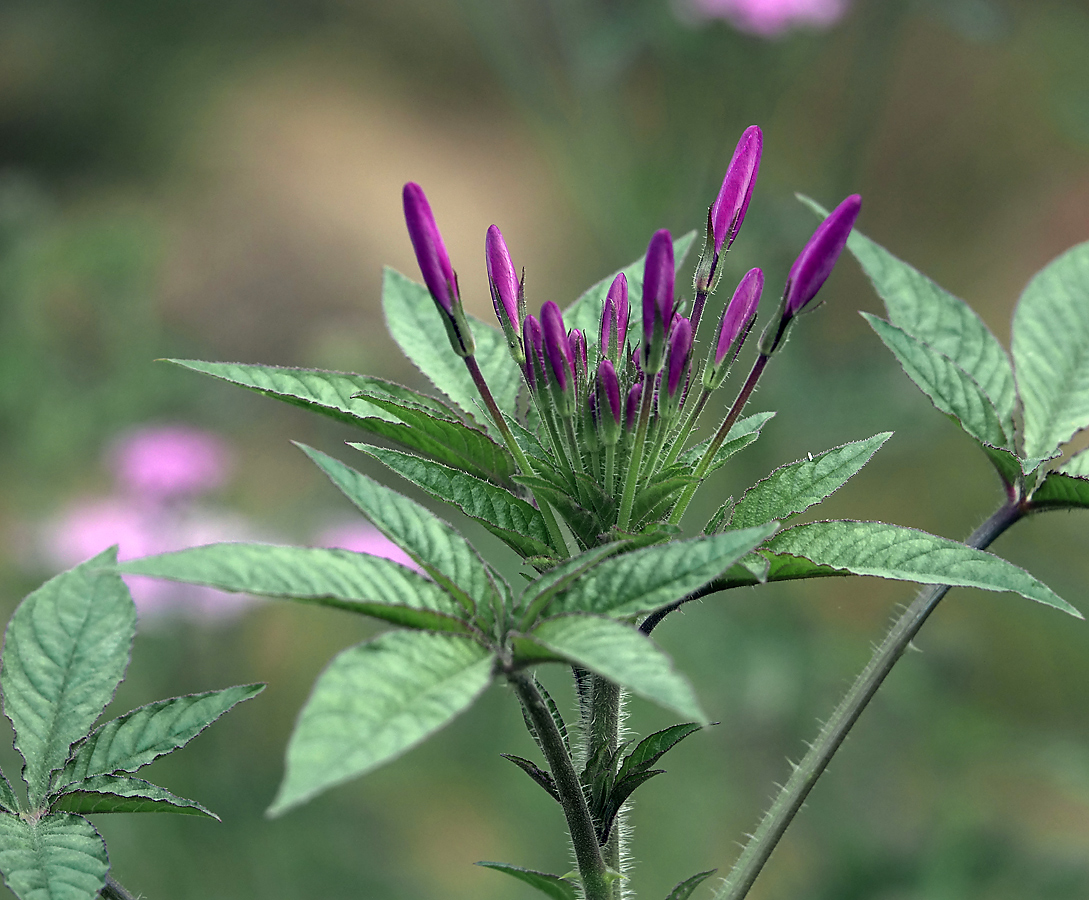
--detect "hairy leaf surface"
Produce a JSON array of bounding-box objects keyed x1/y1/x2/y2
[
  {"x1": 732, "y1": 433, "x2": 891, "y2": 528},
  {"x1": 270, "y1": 631, "x2": 493, "y2": 815},
  {"x1": 1012, "y1": 241, "x2": 1089, "y2": 459},
  {"x1": 301, "y1": 445, "x2": 499, "y2": 615},
  {"x1": 2, "y1": 549, "x2": 135, "y2": 806},
  {"x1": 0, "y1": 812, "x2": 108, "y2": 900},
  {"x1": 476, "y1": 862, "x2": 579, "y2": 900},
  {"x1": 515, "y1": 616, "x2": 706, "y2": 722},
  {"x1": 123, "y1": 544, "x2": 469, "y2": 632},
  {"x1": 52, "y1": 776, "x2": 216, "y2": 819}
]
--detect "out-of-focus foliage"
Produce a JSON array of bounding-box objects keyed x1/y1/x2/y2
[{"x1": 3, "y1": 0, "x2": 1089, "y2": 898}]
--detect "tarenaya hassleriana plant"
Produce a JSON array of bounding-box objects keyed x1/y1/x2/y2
[{"x1": 60, "y1": 123, "x2": 1085, "y2": 900}]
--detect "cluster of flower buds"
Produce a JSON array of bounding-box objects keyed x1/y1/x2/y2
[{"x1": 401, "y1": 125, "x2": 861, "y2": 533}]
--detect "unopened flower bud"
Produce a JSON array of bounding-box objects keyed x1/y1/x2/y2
[
  {"x1": 402, "y1": 182, "x2": 475, "y2": 357},
  {"x1": 486, "y1": 224, "x2": 525, "y2": 364},
  {"x1": 542, "y1": 301, "x2": 576, "y2": 413},
  {"x1": 712, "y1": 126, "x2": 762, "y2": 255},
  {"x1": 642, "y1": 229, "x2": 675, "y2": 375},
  {"x1": 660, "y1": 317, "x2": 693, "y2": 419},
  {"x1": 760, "y1": 194, "x2": 861, "y2": 356},
  {"x1": 570, "y1": 328, "x2": 588, "y2": 383},
  {"x1": 704, "y1": 268, "x2": 763, "y2": 390},
  {"x1": 522, "y1": 314, "x2": 544, "y2": 394},
  {"x1": 596, "y1": 359, "x2": 622, "y2": 445},
  {"x1": 625, "y1": 382, "x2": 643, "y2": 432}
]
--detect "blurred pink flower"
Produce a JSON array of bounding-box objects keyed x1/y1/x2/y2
[
  {"x1": 682, "y1": 0, "x2": 849, "y2": 36},
  {"x1": 112, "y1": 425, "x2": 230, "y2": 499},
  {"x1": 315, "y1": 521, "x2": 418, "y2": 570}
]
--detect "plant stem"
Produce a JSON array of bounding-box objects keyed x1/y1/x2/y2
[
  {"x1": 510, "y1": 673, "x2": 611, "y2": 900},
  {"x1": 464, "y1": 355, "x2": 568, "y2": 557},
  {"x1": 715, "y1": 499, "x2": 1024, "y2": 900},
  {"x1": 617, "y1": 372, "x2": 655, "y2": 531},
  {"x1": 669, "y1": 354, "x2": 768, "y2": 526},
  {"x1": 100, "y1": 876, "x2": 137, "y2": 900},
  {"x1": 586, "y1": 675, "x2": 624, "y2": 896}
]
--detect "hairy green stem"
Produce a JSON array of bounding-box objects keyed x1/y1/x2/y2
[
  {"x1": 715, "y1": 499, "x2": 1024, "y2": 900},
  {"x1": 464, "y1": 356, "x2": 569, "y2": 557},
  {"x1": 510, "y1": 673, "x2": 611, "y2": 900},
  {"x1": 99, "y1": 876, "x2": 137, "y2": 900}
]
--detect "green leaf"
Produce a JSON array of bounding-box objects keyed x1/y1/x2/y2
[
  {"x1": 52, "y1": 776, "x2": 216, "y2": 819},
  {"x1": 269, "y1": 631, "x2": 494, "y2": 816},
  {"x1": 665, "y1": 869, "x2": 718, "y2": 900},
  {"x1": 703, "y1": 498, "x2": 734, "y2": 535},
  {"x1": 631, "y1": 471, "x2": 698, "y2": 528},
  {"x1": 166, "y1": 358, "x2": 459, "y2": 426},
  {"x1": 618, "y1": 722, "x2": 703, "y2": 781},
  {"x1": 382, "y1": 268, "x2": 522, "y2": 428},
  {"x1": 564, "y1": 232, "x2": 697, "y2": 338},
  {"x1": 500, "y1": 755, "x2": 559, "y2": 802},
  {"x1": 802, "y1": 196, "x2": 1016, "y2": 432},
  {"x1": 554, "y1": 526, "x2": 778, "y2": 618},
  {"x1": 122, "y1": 544, "x2": 470, "y2": 632},
  {"x1": 353, "y1": 445, "x2": 553, "y2": 558},
  {"x1": 1012, "y1": 241, "x2": 1089, "y2": 460},
  {"x1": 732, "y1": 433, "x2": 892, "y2": 528},
  {"x1": 2, "y1": 550, "x2": 135, "y2": 806},
  {"x1": 678, "y1": 412, "x2": 776, "y2": 474},
  {"x1": 1030, "y1": 472, "x2": 1089, "y2": 510},
  {"x1": 300, "y1": 444, "x2": 500, "y2": 616},
  {"x1": 863, "y1": 315, "x2": 1011, "y2": 449},
  {"x1": 1061, "y1": 448, "x2": 1089, "y2": 477},
  {"x1": 0, "y1": 777, "x2": 18, "y2": 815},
  {"x1": 475, "y1": 862, "x2": 579, "y2": 900},
  {"x1": 519, "y1": 544, "x2": 627, "y2": 627},
  {"x1": 514, "y1": 616, "x2": 706, "y2": 722},
  {"x1": 0, "y1": 812, "x2": 108, "y2": 900},
  {"x1": 51, "y1": 686, "x2": 264, "y2": 792},
  {"x1": 766, "y1": 520, "x2": 1081, "y2": 617}
]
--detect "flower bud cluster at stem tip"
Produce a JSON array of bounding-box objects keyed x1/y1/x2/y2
[{"x1": 400, "y1": 151, "x2": 860, "y2": 543}]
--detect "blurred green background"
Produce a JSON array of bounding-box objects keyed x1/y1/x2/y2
[{"x1": 2, "y1": 0, "x2": 1089, "y2": 897}]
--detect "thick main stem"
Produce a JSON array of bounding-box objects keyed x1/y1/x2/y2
[
  {"x1": 510, "y1": 673, "x2": 611, "y2": 900},
  {"x1": 715, "y1": 500, "x2": 1024, "y2": 900}
]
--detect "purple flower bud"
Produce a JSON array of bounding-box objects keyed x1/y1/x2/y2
[
  {"x1": 486, "y1": 225, "x2": 521, "y2": 334},
  {"x1": 665, "y1": 317, "x2": 693, "y2": 400},
  {"x1": 711, "y1": 126, "x2": 762, "y2": 254},
  {"x1": 598, "y1": 359, "x2": 622, "y2": 425},
  {"x1": 716, "y1": 268, "x2": 763, "y2": 367},
  {"x1": 403, "y1": 183, "x2": 458, "y2": 313},
  {"x1": 625, "y1": 382, "x2": 643, "y2": 431},
  {"x1": 541, "y1": 301, "x2": 575, "y2": 394},
  {"x1": 570, "y1": 328, "x2": 588, "y2": 381},
  {"x1": 522, "y1": 314, "x2": 544, "y2": 392},
  {"x1": 642, "y1": 229, "x2": 675, "y2": 373},
  {"x1": 784, "y1": 194, "x2": 862, "y2": 317},
  {"x1": 600, "y1": 295, "x2": 616, "y2": 358},
  {"x1": 613, "y1": 275, "x2": 630, "y2": 349}
]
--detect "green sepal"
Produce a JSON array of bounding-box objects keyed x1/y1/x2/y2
[
  {"x1": 51, "y1": 775, "x2": 217, "y2": 819},
  {"x1": 475, "y1": 861, "x2": 580, "y2": 900}
]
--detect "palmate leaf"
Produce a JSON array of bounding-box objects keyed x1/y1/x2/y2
[
  {"x1": 476, "y1": 862, "x2": 579, "y2": 900},
  {"x1": 300, "y1": 444, "x2": 501, "y2": 617},
  {"x1": 801, "y1": 196, "x2": 1017, "y2": 433},
  {"x1": 1, "y1": 548, "x2": 135, "y2": 807},
  {"x1": 122, "y1": 544, "x2": 470, "y2": 633},
  {"x1": 383, "y1": 268, "x2": 522, "y2": 430},
  {"x1": 564, "y1": 231, "x2": 698, "y2": 337},
  {"x1": 0, "y1": 812, "x2": 108, "y2": 900},
  {"x1": 732, "y1": 433, "x2": 892, "y2": 528},
  {"x1": 553, "y1": 525, "x2": 778, "y2": 618},
  {"x1": 678, "y1": 412, "x2": 776, "y2": 474},
  {"x1": 269, "y1": 630, "x2": 494, "y2": 816},
  {"x1": 764, "y1": 520, "x2": 1080, "y2": 616},
  {"x1": 50, "y1": 686, "x2": 264, "y2": 792},
  {"x1": 52, "y1": 776, "x2": 216, "y2": 819},
  {"x1": 512, "y1": 616, "x2": 706, "y2": 723},
  {"x1": 1012, "y1": 240, "x2": 1089, "y2": 460},
  {"x1": 353, "y1": 445, "x2": 554, "y2": 558}
]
